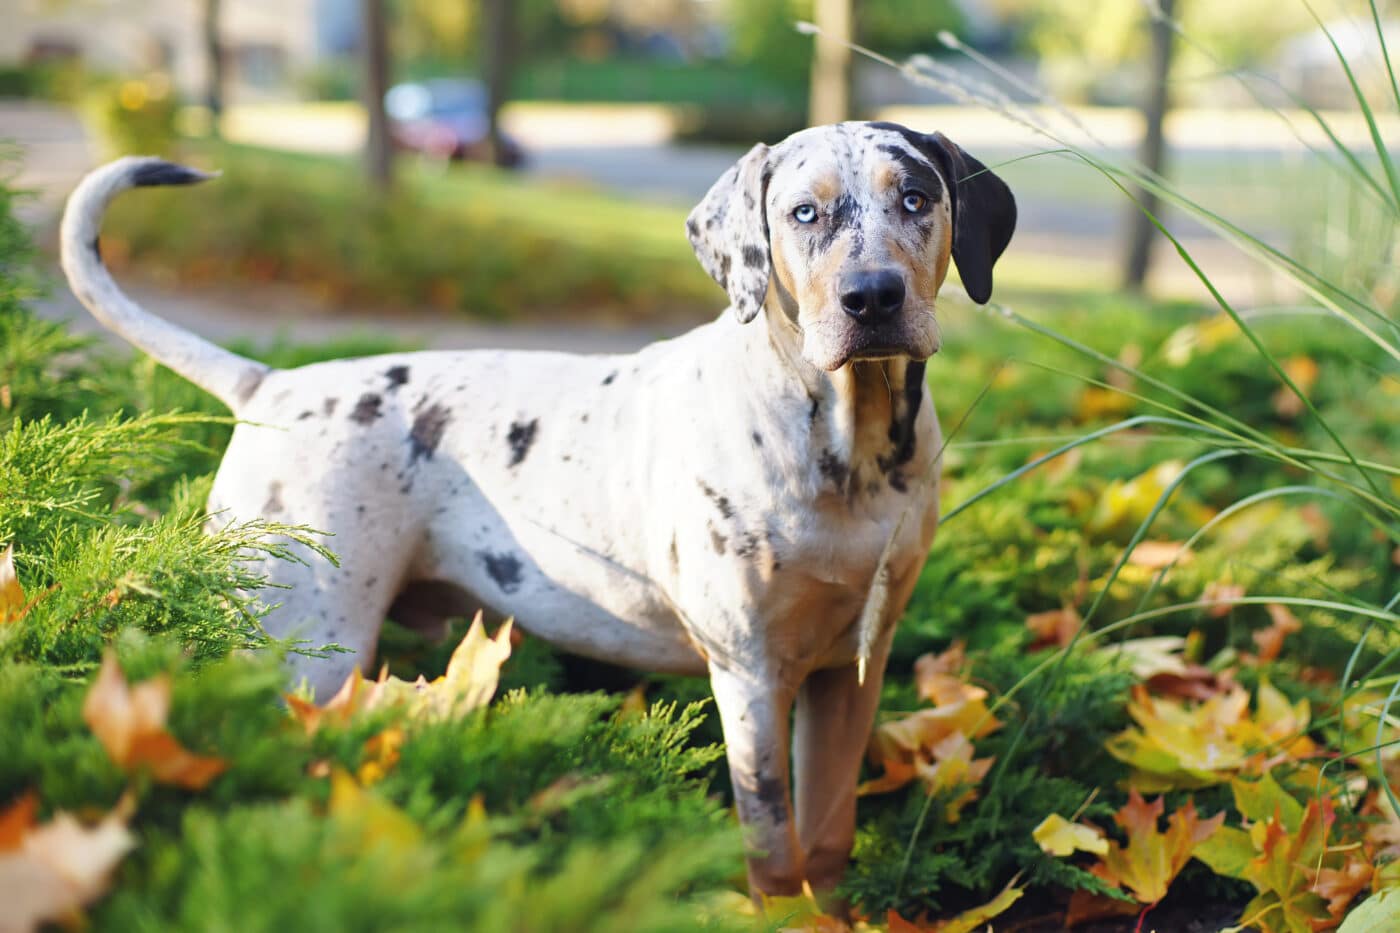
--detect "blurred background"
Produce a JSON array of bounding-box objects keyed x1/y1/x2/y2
[{"x1": 2, "y1": 0, "x2": 1396, "y2": 349}]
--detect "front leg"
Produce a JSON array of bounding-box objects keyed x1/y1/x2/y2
[
  {"x1": 793, "y1": 632, "x2": 894, "y2": 896},
  {"x1": 708, "y1": 662, "x2": 804, "y2": 896}
]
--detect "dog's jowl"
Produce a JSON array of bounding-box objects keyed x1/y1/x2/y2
[{"x1": 60, "y1": 121, "x2": 1014, "y2": 899}]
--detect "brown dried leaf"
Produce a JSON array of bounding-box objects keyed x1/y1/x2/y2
[
  {"x1": 0, "y1": 796, "x2": 135, "y2": 932},
  {"x1": 1252, "y1": 604, "x2": 1302, "y2": 663},
  {"x1": 82, "y1": 652, "x2": 227, "y2": 790},
  {"x1": 1026, "y1": 606, "x2": 1081, "y2": 650}
]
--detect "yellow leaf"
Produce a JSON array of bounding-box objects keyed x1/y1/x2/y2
[
  {"x1": 288, "y1": 612, "x2": 513, "y2": 733},
  {"x1": 0, "y1": 544, "x2": 25, "y2": 624},
  {"x1": 859, "y1": 676, "x2": 1000, "y2": 799},
  {"x1": 930, "y1": 877, "x2": 1024, "y2": 932},
  {"x1": 356, "y1": 727, "x2": 404, "y2": 786},
  {"x1": 1092, "y1": 791, "x2": 1222, "y2": 906},
  {"x1": 1033, "y1": 813, "x2": 1108, "y2": 857},
  {"x1": 328, "y1": 768, "x2": 421, "y2": 852},
  {"x1": 82, "y1": 652, "x2": 227, "y2": 790},
  {"x1": 1251, "y1": 605, "x2": 1302, "y2": 663},
  {"x1": 0, "y1": 796, "x2": 135, "y2": 932}
]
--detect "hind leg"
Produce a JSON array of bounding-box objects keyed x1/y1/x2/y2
[{"x1": 208, "y1": 451, "x2": 417, "y2": 700}]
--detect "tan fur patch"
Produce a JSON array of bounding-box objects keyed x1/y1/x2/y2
[
  {"x1": 810, "y1": 172, "x2": 839, "y2": 205},
  {"x1": 872, "y1": 162, "x2": 899, "y2": 196}
]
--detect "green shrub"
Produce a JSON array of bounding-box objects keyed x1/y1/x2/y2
[{"x1": 83, "y1": 75, "x2": 181, "y2": 159}]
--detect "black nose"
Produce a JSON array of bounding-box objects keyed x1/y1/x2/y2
[{"x1": 838, "y1": 269, "x2": 905, "y2": 324}]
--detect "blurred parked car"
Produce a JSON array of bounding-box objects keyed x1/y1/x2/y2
[{"x1": 384, "y1": 79, "x2": 524, "y2": 167}]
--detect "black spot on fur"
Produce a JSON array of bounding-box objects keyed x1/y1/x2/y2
[
  {"x1": 751, "y1": 776, "x2": 788, "y2": 824},
  {"x1": 323, "y1": 397, "x2": 338, "y2": 416},
  {"x1": 507, "y1": 418, "x2": 538, "y2": 467},
  {"x1": 686, "y1": 217, "x2": 699, "y2": 240},
  {"x1": 717, "y1": 253, "x2": 732, "y2": 289},
  {"x1": 741, "y1": 244, "x2": 766, "y2": 269},
  {"x1": 734, "y1": 531, "x2": 762, "y2": 560},
  {"x1": 480, "y1": 551, "x2": 523, "y2": 594},
  {"x1": 602, "y1": 371, "x2": 617, "y2": 386},
  {"x1": 234, "y1": 369, "x2": 265, "y2": 405},
  {"x1": 408, "y1": 403, "x2": 450, "y2": 463},
  {"x1": 262, "y1": 482, "x2": 284, "y2": 514},
  {"x1": 384, "y1": 365, "x2": 410, "y2": 390},
  {"x1": 350, "y1": 393, "x2": 383, "y2": 424},
  {"x1": 297, "y1": 410, "x2": 314, "y2": 420},
  {"x1": 818, "y1": 448, "x2": 848, "y2": 488},
  {"x1": 90, "y1": 236, "x2": 101, "y2": 261},
  {"x1": 808, "y1": 398, "x2": 821, "y2": 424},
  {"x1": 697, "y1": 480, "x2": 735, "y2": 519},
  {"x1": 751, "y1": 431, "x2": 763, "y2": 447},
  {"x1": 877, "y1": 143, "x2": 945, "y2": 203},
  {"x1": 130, "y1": 161, "x2": 209, "y2": 188},
  {"x1": 710, "y1": 525, "x2": 727, "y2": 555},
  {"x1": 669, "y1": 535, "x2": 679, "y2": 571}
]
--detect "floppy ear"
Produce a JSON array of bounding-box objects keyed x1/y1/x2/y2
[
  {"x1": 926, "y1": 133, "x2": 1016, "y2": 305},
  {"x1": 686, "y1": 143, "x2": 772, "y2": 323}
]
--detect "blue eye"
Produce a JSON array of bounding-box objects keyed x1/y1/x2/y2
[
  {"x1": 793, "y1": 204, "x2": 817, "y2": 224},
  {"x1": 902, "y1": 191, "x2": 928, "y2": 213}
]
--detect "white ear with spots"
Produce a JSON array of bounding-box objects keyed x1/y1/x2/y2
[{"x1": 686, "y1": 143, "x2": 771, "y2": 324}]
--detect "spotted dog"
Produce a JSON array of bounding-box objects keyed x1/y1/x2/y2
[{"x1": 60, "y1": 122, "x2": 1015, "y2": 898}]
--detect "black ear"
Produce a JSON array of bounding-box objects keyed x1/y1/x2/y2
[
  {"x1": 685, "y1": 143, "x2": 772, "y2": 323},
  {"x1": 926, "y1": 132, "x2": 1016, "y2": 305}
]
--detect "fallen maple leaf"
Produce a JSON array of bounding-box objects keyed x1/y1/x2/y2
[
  {"x1": 1252, "y1": 604, "x2": 1302, "y2": 663},
  {"x1": 1106, "y1": 682, "x2": 1315, "y2": 792},
  {"x1": 1033, "y1": 813, "x2": 1108, "y2": 857},
  {"x1": 912, "y1": 641, "x2": 967, "y2": 698},
  {"x1": 288, "y1": 612, "x2": 513, "y2": 733},
  {"x1": 1091, "y1": 791, "x2": 1222, "y2": 906},
  {"x1": 1125, "y1": 540, "x2": 1193, "y2": 570},
  {"x1": 1026, "y1": 605, "x2": 1081, "y2": 650},
  {"x1": 328, "y1": 768, "x2": 422, "y2": 852},
  {"x1": 1236, "y1": 798, "x2": 1336, "y2": 933},
  {"x1": 82, "y1": 652, "x2": 226, "y2": 790},
  {"x1": 1202, "y1": 580, "x2": 1246, "y2": 618},
  {"x1": 0, "y1": 545, "x2": 24, "y2": 624},
  {"x1": 859, "y1": 674, "x2": 1000, "y2": 809},
  {"x1": 0, "y1": 794, "x2": 135, "y2": 933}
]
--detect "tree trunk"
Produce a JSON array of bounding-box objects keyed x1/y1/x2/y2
[
  {"x1": 808, "y1": 0, "x2": 852, "y2": 126},
  {"x1": 360, "y1": 0, "x2": 393, "y2": 190},
  {"x1": 202, "y1": 0, "x2": 224, "y2": 138},
  {"x1": 481, "y1": 0, "x2": 517, "y2": 167},
  {"x1": 1122, "y1": 0, "x2": 1177, "y2": 291}
]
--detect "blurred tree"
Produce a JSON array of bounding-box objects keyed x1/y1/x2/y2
[
  {"x1": 994, "y1": 0, "x2": 1312, "y2": 102},
  {"x1": 856, "y1": 0, "x2": 964, "y2": 58},
  {"x1": 809, "y1": 0, "x2": 852, "y2": 124},
  {"x1": 361, "y1": 0, "x2": 394, "y2": 190},
  {"x1": 726, "y1": 0, "x2": 814, "y2": 92},
  {"x1": 1122, "y1": 0, "x2": 1176, "y2": 292},
  {"x1": 201, "y1": 0, "x2": 225, "y2": 137},
  {"x1": 481, "y1": 0, "x2": 517, "y2": 166}
]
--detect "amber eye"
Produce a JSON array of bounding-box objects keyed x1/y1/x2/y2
[
  {"x1": 793, "y1": 204, "x2": 818, "y2": 224},
  {"x1": 901, "y1": 191, "x2": 928, "y2": 214}
]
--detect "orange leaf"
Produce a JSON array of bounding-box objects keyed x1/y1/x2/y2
[
  {"x1": 1252, "y1": 604, "x2": 1302, "y2": 663},
  {"x1": 82, "y1": 652, "x2": 227, "y2": 790},
  {"x1": 1093, "y1": 791, "x2": 1223, "y2": 906},
  {"x1": 0, "y1": 544, "x2": 26, "y2": 624},
  {"x1": 1202, "y1": 581, "x2": 1246, "y2": 618},
  {"x1": 1125, "y1": 540, "x2": 1192, "y2": 570},
  {"x1": 1026, "y1": 606, "x2": 1081, "y2": 650},
  {"x1": 0, "y1": 799, "x2": 134, "y2": 932}
]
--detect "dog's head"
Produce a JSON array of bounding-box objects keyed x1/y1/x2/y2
[{"x1": 686, "y1": 121, "x2": 1016, "y2": 371}]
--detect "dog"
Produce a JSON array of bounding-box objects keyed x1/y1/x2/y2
[{"x1": 60, "y1": 121, "x2": 1015, "y2": 898}]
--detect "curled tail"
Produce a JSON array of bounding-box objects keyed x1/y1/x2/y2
[{"x1": 59, "y1": 157, "x2": 271, "y2": 414}]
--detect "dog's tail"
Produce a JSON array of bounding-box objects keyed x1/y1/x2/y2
[{"x1": 60, "y1": 157, "x2": 271, "y2": 414}]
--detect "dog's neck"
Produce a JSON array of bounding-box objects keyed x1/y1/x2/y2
[{"x1": 753, "y1": 300, "x2": 929, "y2": 499}]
